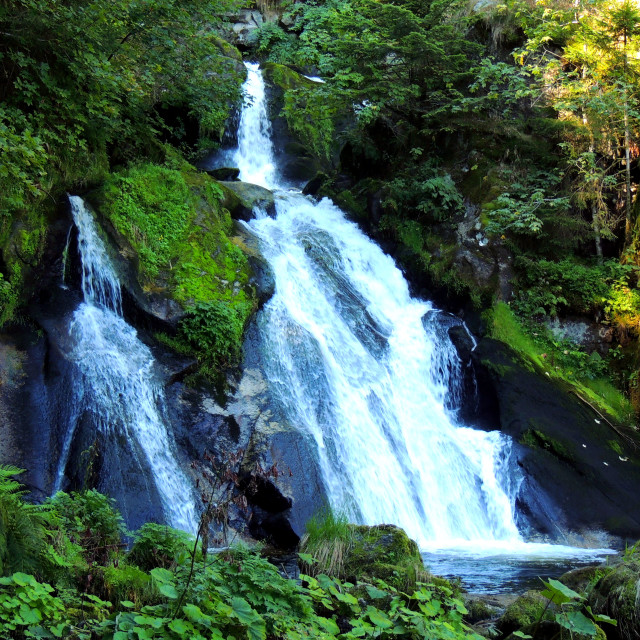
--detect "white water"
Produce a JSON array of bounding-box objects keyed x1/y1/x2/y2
[
  {"x1": 234, "y1": 62, "x2": 278, "y2": 189},
  {"x1": 54, "y1": 197, "x2": 196, "y2": 532},
  {"x1": 237, "y1": 63, "x2": 614, "y2": 562}
]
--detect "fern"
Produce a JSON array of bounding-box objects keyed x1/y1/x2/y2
[{"x1": 0, "y1": 465, "x2": 47, "y2": 577}]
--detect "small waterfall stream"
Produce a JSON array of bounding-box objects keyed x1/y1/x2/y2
[{"x1": 54, "y1": 197, "x2": 196, "y2": 532}]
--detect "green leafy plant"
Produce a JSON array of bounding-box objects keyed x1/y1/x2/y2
[
  {"x1": 128, "y1": 524, "x2": 194, "y2": 572},
  {"x1": 0, "y1": 466, "x2": 48, "y2": 578},
  {"x1": 514, "y1": 578, "x2": 617, "y2": 639},
  {"x1": 47, "y1": 490, "x2": 125, "y2": 566}
]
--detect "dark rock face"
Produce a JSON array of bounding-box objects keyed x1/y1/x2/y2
[
  {"x1": 588, "y1": 555, "x2": 640, "y2": 640},
  {"x1": 0, "y1": 329, "x2": 51, "y2": 501},
  {"x1": 166, "y1": 320, "x2": 328, "y2": 549},
  {"x1": 471, "y1": 337, "x2": 640, "y2": 543},
  {"x1": 204, "y1": 167, "x2": 240, "y2": 182}
]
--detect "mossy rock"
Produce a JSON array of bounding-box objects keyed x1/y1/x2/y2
[
  {"x1": 498, "y1": 590, "x2": 551, "y2": 636},
  {"x1": 588, "y1": 553, "x2": 640, "y2": 640},
  {"x1": 93, "y1": 163, "x2": 256, "y2": 320},
  {"x1": 342, "y1": 524, "x2": 429, "y2": 591},
  {"x1": 558, "y1": 565, "x2": 614, "y2": 595},
  {"x1": 262, "y1": 62, "x2": 318, "y2": 91},
  {"x1": 219, "y1": 181, "x2": 276, "y2": 221}
]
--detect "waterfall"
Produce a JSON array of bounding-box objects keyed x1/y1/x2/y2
[
  {"x1": 234, "y1": 62, "x2": 278, "y2": 189},
  {"x1": 55, "y1": 197, "x2": 196, "y2": 532},
  {"x1": 239, "y1": 63, "x2": 521, "y2": 549}
]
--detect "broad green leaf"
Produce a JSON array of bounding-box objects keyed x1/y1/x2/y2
[
  {"x1": 150, "y1": 567, "x2": 174, "y2": 584},
  {"x1": 555, "y1": 611, "x2": 598, "y2": 636},
  {"x1": 158, "y1": 584, "x2": 179, "y2": 600},
  {"x1": 540, "y1": 579, "x2": 582, "y2": 604},
  {"x1": 231, "y1": 597, "x2": 258, "y2": 625},
  {"x1": 316, "y1": 617, "x2": 340, "y2": 634},
  {"x1": 367, "y1": 606, "x2": 393, "y2": 629},
  {"x1": 168, "y1": 618, "x2": 192, "y2": 634},
  {"x1": 12, "y1": 573, "x2": 36, "y2": 587},
  {"x1": 585, "y1": 606, "x2": 618, "y2": 625},
  {"x1": 366, "y1": 585, "x2": 389, "y2": 599},
  {"x1": 133, "y1": 627, "x2": 154, "y2": 640}
]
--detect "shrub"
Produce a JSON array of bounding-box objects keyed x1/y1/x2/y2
[
  {"x1": 178, "y1": 300, "x2": 249, "y2": 369},
  {"x1": 47, "y1": 490, "x2": 125, "y2": 565},
  {"x1": 128, "y1": 523, "x2": 193, "y2": 571}
]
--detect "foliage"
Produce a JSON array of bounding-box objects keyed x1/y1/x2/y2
[
  {"x1": 0, "y1": 0, "x2": 243, "y2": 216},
  {"x1": 46, "y1": 491, "x2": 125, "y2": 566},
  {"x1": 0, "y1": 572, "x2": 72, "y2": 639},
  {"x1": 0, "y1": 475, "x2": 621, "y2": 640},
  {"x1": 300, "y1": 507, "x2": 353, "y2": 578},
  {"x1": 383, "y1": 161, "x2": 464, "y2": 223},
  {"x1": 178, "y1": 300, "x2": 249, "y2": 371},
  {"x1": 0, "y1": 467, "x2": 47, "y2": 578},
  {"x1": 482, "y1": 169, "x2": 571, "y2": 239},
  {"x1": 128, "y1": 524, "x2": 193, "y2": 572},
  {"x1": 98, "y1": 162, "x2": 257, "y2": 377},
  {"x1": 488, "y1": 302, "x2": 635, "y2": 423}
]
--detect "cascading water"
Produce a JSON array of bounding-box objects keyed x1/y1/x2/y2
[
  {"x1": 54, "y1": 196, "x2": 196, "y2": 532},
  {"x1": 234, "y1": 65, "x2": 615, "y2": 582},
  {"x1": 236, "y1": 62, "x2": 520, "y2": 549}
]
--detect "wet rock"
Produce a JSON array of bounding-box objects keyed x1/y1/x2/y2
[
  {"x1": 473, "y1": 337, "x2": 640, "y2": 541},
  {"x1": 0, "y1": 329, "x2": 50, "y2": 500},
  {"x1": 261, "y1": 63, "x2": 328, "y2": 182},
  {"x1": 219, "y1": 181, "x2": 276, "y2": 220},
  {"x1": 223, "y1": 10, "x2": 264, "y2": 47},
  {"x1": 204, "y1": 167, "x2": 240, "y2": 181},
  {"x1": 498, "y1": 590, "x2": 551, "y2": 637},
  {"x1": 168, "y1": 321, "x2": 328, "y2": 549}
]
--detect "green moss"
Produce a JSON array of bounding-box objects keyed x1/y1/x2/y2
[
  {"x1": 96, "y1": 162, "x2": 257, "y2": 377},
  {"x1": 343, "y1": 524, "x2": 429, "y2": 592},
  {"x1": 520, "y1": 428, "x2": 575, "y2": 463},
  {"x1": 487, "y1": 302, "x2": 634, "y2": 425},
  {"x1": 1, "y1": 206, "x2": 49, "y2": 325},
  {"x1": 500, "y1": 590, "x2": 551, "y2": 632},
  {"x1": 588, "y1": 555, "x2": 640, "y2": 639},
  {"x1": 262, "y1": 62, "x2": 317, "y2": 92},
  {"x1": 300, "y1": 517, "x2": 429, "y2": 592}
]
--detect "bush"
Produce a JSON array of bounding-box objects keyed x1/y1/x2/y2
[
  {"x1": 128, "y1": 523, "x2": 193, "y2": 571},
  {"x1": 178, "y1": 300, "x2": 249, "y2": 369},
  {"x1": 47, "y1": 491, "x2": 124, "y2": 565}
]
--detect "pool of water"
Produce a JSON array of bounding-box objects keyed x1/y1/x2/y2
[{"x1": 422, "y1": 544, "x2": 618, "y2": 594}]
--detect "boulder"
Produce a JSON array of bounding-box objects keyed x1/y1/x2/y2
[
  {"x1": 261, "y1": 63, "x2": 329, "y2": 182},
  {"x1": 588, "y1": 554, "x2": 640, "y2": 640},
  {"x1": 301, "y1": 522, "x2": 429, "y2": 592},
  {"x1": 219, "y1": 181, "x2": 276, "y2": 220},
  {"x1": 204, "y1": 167, "x2": 240, "y2": 181},
  {"x1": 498, "y1": 590, "x2": 553, "y2": 637},
  {"x1": 223, "y1": 10, "x2": 264, "y2": 47},
  {"x1": 473, "y1": 337, "x2": 640, "y2": 541}
]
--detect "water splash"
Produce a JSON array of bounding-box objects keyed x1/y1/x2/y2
[{"x1": 55, "y1": 197, "x2": 196, "y2": 532}]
